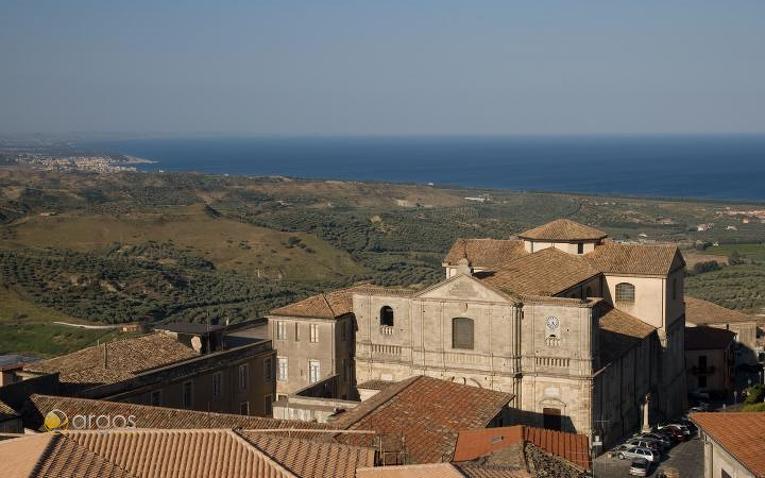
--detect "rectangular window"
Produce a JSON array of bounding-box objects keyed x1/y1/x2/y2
[
  {"x1": 240, "y1": 401, "x2": 250, "y2": 415},
  {"x1": 264, "y1": 357, "x2": 273, "y2": 381},
  {"x1": 276, "y1": 321, "x2": 287, "y2": 340},
  {"x1": 182, "y1": 381, "x2": 193, "y2": 408},
  {"x1": 310, "y1": 324, "x2": 319, "y2": 343},
  {"x1": 277, "y1": 357, "x2": 288, "y2": 382},
  {"x1": 294, "y1": 322, "x2": 300, "y2": 341},
  {"x1": 264, "y1": 395, "x2": 273, "y2": 416},
  {"x1": 308, "y1": 360, "x2": 321, "y2": 383},
  {"x1": 212, "y1": 372, "x2": 223, "y2": 398},
  {"x1": 238, "y1": 363, "x2": 249, "y2": 391},
  {"x1": 452, "y1": 317, "x2": 475, "y2": 350},
  {"x1": 577, "y1": 243, "x2": 584, "y2": 254},
  {"x1": 150, "y1": 389, "x2": 162, "y2": 406}
]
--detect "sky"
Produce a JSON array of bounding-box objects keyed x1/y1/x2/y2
[{"x1": 1, "y1": 1, "x2": 764, "y2": 137}]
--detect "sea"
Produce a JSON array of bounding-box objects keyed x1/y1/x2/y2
[{"x1": 79, "y1": 135, "x2": 765, "y2": 202}]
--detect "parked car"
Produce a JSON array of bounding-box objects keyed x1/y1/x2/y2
[
  {"x1": 626, "y1": 438, "x2": 663, "y2": 453},
  {"x1": 641, "y1": 432, "x2": 674, "y2": 448},
  {"x1": 657, "y1": 422, "x2": 693, "y2": 438},
  {"x1": 616, "y1": 445, "x2": 658, "y2": 463},
  {"x1": 629, "y1": 458, "x2": 652, "y2": 476},
  {"x1": 656, "y1": 426, "x2": 685, "y2": 442}
]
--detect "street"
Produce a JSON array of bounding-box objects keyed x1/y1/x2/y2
[{"x1": 592, "y1": 437, "x2": 703, "y2": 478}]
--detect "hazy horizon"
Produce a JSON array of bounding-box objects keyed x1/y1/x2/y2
[{"x1": 2, "y1": 1, "x2": 764, "y2": 136}]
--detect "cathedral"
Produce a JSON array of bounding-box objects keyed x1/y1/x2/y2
[{"x1": 268, "y1": 219, "x2": 687, "y2": 447}]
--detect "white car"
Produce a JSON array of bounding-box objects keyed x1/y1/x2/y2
[{"x1": 615, "y1": 445, "x2": 658, "y2": 463}]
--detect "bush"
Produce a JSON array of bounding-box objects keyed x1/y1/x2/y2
[{"x1": 743, "y1": 384, "x2": 765, "y2": 405}]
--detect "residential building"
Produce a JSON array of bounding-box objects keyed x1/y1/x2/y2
[
  {"x1": 20, "y1": 331, "x2": 276, "y2": 417},
  {"x1": 685, "y1": 327, "x2": 736, "y2": 398},
  {"x1": 686, "y1": 297, "x2": 764, "y2": 365},
  {"x1": 268, "y1": 288, "x2": 359, "y2": 400},
  {"x1": 271, "y1": 219, "x2": 687, "y2": 448},
  {"x1": 0, "y1": 399, "x2": 21, "y2": 434},
  {"x1": 693, "y1": 412, "x2": 765, "y2": 478}
]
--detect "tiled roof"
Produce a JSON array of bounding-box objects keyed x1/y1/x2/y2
[
  {"x1": 239, "y1": 432, "x2": 375, "y2": 478},
  {"x1": 25, "y1": 395, "x2": 333, "y2": 440},
  {"x1": 686, "y1": 297, "x2": 757, "y2": 325},
  {"x1": 356, "y1": 463, "x2": 530, "y2": 478},
  {"x1": 444, "y1": 239, "x2": 527, "y2": 268},
  {"x1": 598, "y1": 306, "x2": 656, "y2": 366},
  {"x1": 518, "y1": 219, "x2": 607, "y2": 241},
  {"x1": 692, "y1": 412, "x2": 765, "y2": 478},
  {"x1": 24, "y1": 334, "x2": 198, "y2": 385},
  {"x1": 0, "y1": 428, "x2": 376, "y2": 478},
  {"x1": 356, "y1": 463, "x2": 465, "y2": 478},
  {"x1": 31, "y1": 433, "x2": 138, "y2": 478},
  {"x1": 456, "y1": 463, "x2": 532, "y2": 478},
  {"x1": 480, "y1": 247, "x2": 600, "y2": 296},
  {"x1": 0, "y1": 398, "x2": 18, "y2": 418},
  {"x1": 330, "y1": 376, "x2": 514, "y2": 464},
  {"x1": 270, "y1": 285, "x2": 418, "y2": 319},
  {"x1": 585, "y1": 242, "x2": 683, "y2": 276},
  {"x1": 453, "y1": 425, "x2": 591, "y2": 471},
  {"x1": 685, "y1": 326, "x2": 736, "y2": 351}
]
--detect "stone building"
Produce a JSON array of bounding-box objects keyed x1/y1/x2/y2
[
  {"x1": 685, "y1": 326, "x2": 736, "y2": 398},
  {"x1": 686, "y1": 297, "x2": 764, "y2": 365},
  {"x1": 19, "y1": 330, "x2": 277, "y2": 417},
  {"x1": 270, "y1": 219, "x2": 688, "y2": 447}
]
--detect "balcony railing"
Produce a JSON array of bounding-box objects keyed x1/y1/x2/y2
[{"x1": 379, "y1": 325, "x2": 394, "y2": 336}]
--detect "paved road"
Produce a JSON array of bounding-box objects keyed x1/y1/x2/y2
[{"x1": 592, "y1": 437, "x2": 703, "y2": 478}]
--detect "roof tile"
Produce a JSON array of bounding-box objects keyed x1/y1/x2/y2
[{"x1": 692, "y1": 412, "x2": 765, "y2": 478}]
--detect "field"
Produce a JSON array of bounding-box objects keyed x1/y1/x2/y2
[{"x1": 1, "y1": 167, "x2": 764, "y2": 355}]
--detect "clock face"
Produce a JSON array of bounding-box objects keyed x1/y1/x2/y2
[{"x1": 546, "y1": 316, "x2": 560, "y2": 329}]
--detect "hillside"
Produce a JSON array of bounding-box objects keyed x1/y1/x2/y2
[{"x1": 1, "y1": 167, "x2": 763, "y2": 354}]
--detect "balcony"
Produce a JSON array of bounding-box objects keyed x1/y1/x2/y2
[{"x1": 379, "y1": 325, "x2": 394, "y2": 336}]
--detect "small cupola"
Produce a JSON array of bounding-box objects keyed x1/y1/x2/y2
[{"x1": 518, "y1": 219, "x2": 607, "y2": 255}]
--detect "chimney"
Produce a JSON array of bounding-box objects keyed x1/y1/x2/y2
[{"x1": 456, "y1": 258, "x2": 473, "y2": 276}]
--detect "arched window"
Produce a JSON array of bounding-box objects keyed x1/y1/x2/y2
[
  {"x1": 615, "y1": 283, "x2": 636, "y2": 304},
  {"x1": 380, "y1": 306, "x2": 394, "y2": 327},
  {"x1": 452, "y1": 317, "x2": 474, "y2": 350}
]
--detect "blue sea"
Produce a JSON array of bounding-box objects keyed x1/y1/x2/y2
[{"x1": 80, "y1": 135, "x2": 765, "y2": 202}]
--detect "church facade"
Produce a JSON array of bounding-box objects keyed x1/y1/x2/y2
[{"x1": 268, "y1": 219, "x2": 687, "y2": 447}]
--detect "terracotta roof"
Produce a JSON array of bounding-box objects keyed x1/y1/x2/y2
[
  {"x1": 356, "y1": 463, "x2": 530, "y2": 478},
  {"x1": 518, "y1": 219, "x2": 607, "y2": 241},
  {"x1": 685, "y1": 326, "x2": 736, "y2": 350},
  {"x1": 24, "y1": 334, "x2": 198, "y2": 385},
  {"x1": 598, "y1": 306, "x2": 656, "y2": 366},
  {"x1": 585, "y1": 242, "x2": 683, "y2": 276},
  {"x1": 444, "y1": 239, "x2": 527, "y2": 268},
  {"x1": 330, "y1": 376, "x2": 514, "y2": 464},
  {"x1": 356, "y1": 463, "x2": 465, "y2": 478},
  {"x1": 239, "y1": 432, "x2": 375, "y2": 478},
  {"x1": 692, "y1": 412, "x2": 765, "y2": 478},
  {"x1": 686, "y1": 297, "x2": 757, "y2": 325},
  {"x1": 480, "y1": 247, "x2": 600, "y2": 296},
  {"x1": 30, "y1": 433, "x2": 138, "y2": 478},
  {"x1": 25, "y1": 395, "x2": 333, "y2": 440},
  {"x1": 0, "y1": 429, "x2": 297, "y2": 478},
  {"x1": 453, "y1": 425, "x2": 591, "y2": 471},
  {"x1": 270, "y1": 286, "x2": 369, "y2": 319},
  {"x1": 455, "y1": 463, "x2": 532, "y2": 478}
]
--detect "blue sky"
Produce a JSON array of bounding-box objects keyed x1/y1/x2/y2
[{"x1": 1, "y1": 1, "x2": 763, "y2": 136}]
